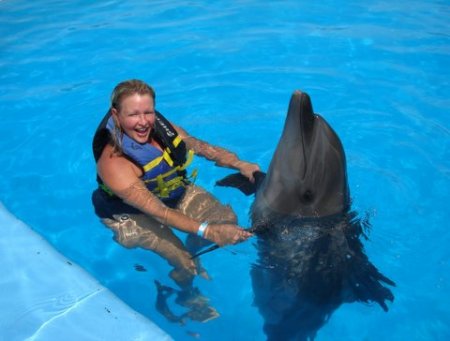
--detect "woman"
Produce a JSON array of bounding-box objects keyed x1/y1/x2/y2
[{"x1": 92, "y1": 79, "x2": 259, "y2": 322}]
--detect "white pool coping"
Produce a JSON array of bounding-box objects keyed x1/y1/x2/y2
[{"x1": 0, "y1": 203, "x2": 172, "y2": 341}]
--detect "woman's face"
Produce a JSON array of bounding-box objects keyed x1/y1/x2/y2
[{"x1": 113, "y1": 93, "x2": 156, "y2": 144}]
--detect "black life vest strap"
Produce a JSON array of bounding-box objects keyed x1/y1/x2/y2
[{"x1": 154, "y1": 111, "x2": 188, "y2": 167}]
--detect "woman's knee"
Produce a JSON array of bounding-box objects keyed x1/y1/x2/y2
[
  {"x1": 178, "y1": 185, "x2": 238, "y2": 224},
  {"x1": 102, "y1": 215, "x2": 143, "y2": 248}
]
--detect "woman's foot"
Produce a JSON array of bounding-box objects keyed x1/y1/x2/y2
[{"x1": 176, "y1": 287, "x2": 220, "y2": 323}]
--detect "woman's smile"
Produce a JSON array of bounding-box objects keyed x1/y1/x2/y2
[{"x1": 113, "y1": 93, "x2": 156, "y2": 144}]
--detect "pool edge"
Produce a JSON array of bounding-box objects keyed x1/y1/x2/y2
[{"x1": 0, "y1": 202, "x2": 172, "y2": 341}]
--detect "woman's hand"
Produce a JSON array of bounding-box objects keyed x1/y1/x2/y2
[
  {"x1": 204, "y1": 223, "x2": 253, "y2": 246},
  {"x1": 235, "y1": 161, "x2": 261, "y2": 183}
]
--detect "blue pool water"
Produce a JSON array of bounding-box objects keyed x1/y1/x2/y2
[{"x1": 1, "y1": 0, "x2": 449, "y2": 340}]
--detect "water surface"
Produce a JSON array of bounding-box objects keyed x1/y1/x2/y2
[{"x1": 0, "y1": 0, "x2": 449, "y2": 340}]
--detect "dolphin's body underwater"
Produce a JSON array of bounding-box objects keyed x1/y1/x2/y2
[{"x1": 217, "y1": 90, "x2": 395, "y2": 340}]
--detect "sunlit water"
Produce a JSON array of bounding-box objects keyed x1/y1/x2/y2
[{"x1": 1, "y1": 0, "x2": 449, "y2": 340}]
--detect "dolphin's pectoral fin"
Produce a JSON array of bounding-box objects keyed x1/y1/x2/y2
[
  {"x1": 216, "y1": 171, "x2": 266, "y2": 195},
  {"x1": 352, "y1": 263, "x2": 396, "y2": 311}
]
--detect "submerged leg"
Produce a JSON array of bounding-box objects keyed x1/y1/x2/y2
[
  {"x1": 102, "y1": 213, "x2": 197, "y2": 286},
  {"x1": 178, "y1": 184, "x2": 237, "y2": 272},
  {"x1": 101, "y1": 212, "x2": 220, "y2": 322},
  {"x1": 95, "y1": 183, "x2": 238, "y2": 323},
  {"x1": 171, "y1": 184, "x2": 238, "y2": 320}
]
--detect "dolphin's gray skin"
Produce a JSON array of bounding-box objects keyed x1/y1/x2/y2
[
  {"x1": 252, "y1": 90, "x2": 349, "y2": 219},
  {"x1": 217, "y1": 90, "x2": 395, "y2": 340}
]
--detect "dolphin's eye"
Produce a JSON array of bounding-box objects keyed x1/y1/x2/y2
[{"x1": 303, "y1": 190, "x2": 314, "y2": 202}]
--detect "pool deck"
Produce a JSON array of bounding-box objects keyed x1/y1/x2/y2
[{"x1": 0, "y1": 203, "x2": 172, "y2": 341}]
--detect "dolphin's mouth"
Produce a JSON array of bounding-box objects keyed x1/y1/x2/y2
[
  {"x1": 293, "y1": 91, "x2": 319, "y2": 206},
  {"x1": 296, "y1": 91, "x2": 314, "y2": 180},
  {"x1": 299, "y1": 93, "x2": 308, "y2": 179}
]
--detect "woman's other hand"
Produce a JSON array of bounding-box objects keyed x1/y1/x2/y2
[
  {"x1": 204, "y1": 223, "x2": 252, "y2": 246},
  {"x1": 235, "y1": 161, "x2": 260, "y2": 183}
]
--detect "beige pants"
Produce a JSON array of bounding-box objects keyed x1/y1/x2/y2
[{"x1": 100, "y1": 185, "x2": 237, "y2": 288}]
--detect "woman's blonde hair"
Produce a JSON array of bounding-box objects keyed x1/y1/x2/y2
[{"x1": 111, "y1": 79, "x2": 156, "y2": 111}]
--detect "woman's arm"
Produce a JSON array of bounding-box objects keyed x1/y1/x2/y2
[
  {"x1": 97, "y1": 146, "x2": 251, "y2": 245},
  {"x1": 174, "y1": 124, "x2": 260, "y2": 182}
]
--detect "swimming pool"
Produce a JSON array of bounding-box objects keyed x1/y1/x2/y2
[{"x1": 1, "y1": 0, "x2": 449, "y2": 340}]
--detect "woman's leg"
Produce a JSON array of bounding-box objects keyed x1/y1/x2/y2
[
  {"x1": 101, "y1": 212, "x2": 197, "y2": 289},
  {"x1": 93, "y1": 188, "x2": 228, "y2": 322},
  {"x1": 177, "y1": 184, "x2": 237, "y2": 223},
  {"x1": 93, "y1": 189, "x2": 196, "y2": 287},
  {"x1": 176, "y1": 184, "x2": 238, "y2": 272},
  {"x1": 100, "y1": 213, "x2": 219, "y2": 322}
]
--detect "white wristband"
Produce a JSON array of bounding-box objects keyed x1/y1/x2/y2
[{"x1": 197, "y1": 222, "x2": 209, "y2": 238}]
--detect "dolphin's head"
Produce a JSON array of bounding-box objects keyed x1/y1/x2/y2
[{"x1": 253, "y1": 90, "x2": 349, "y2": 219}]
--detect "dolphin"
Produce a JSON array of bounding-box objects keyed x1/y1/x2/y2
[{"x1": 216, "y1": 90, "x2": 395, "y2": 340}]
